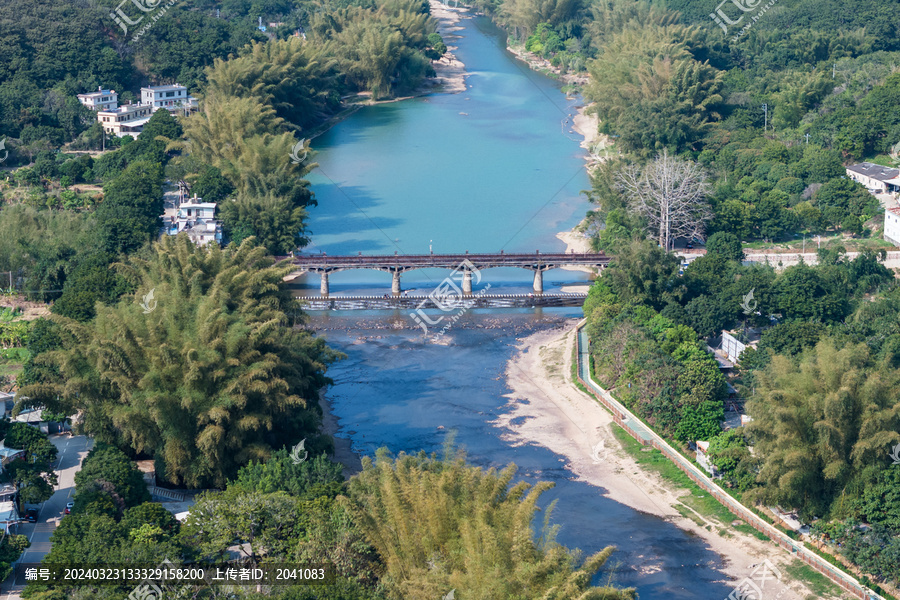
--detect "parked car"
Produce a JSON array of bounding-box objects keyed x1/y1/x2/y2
[
  {"x1": 64, "y1": 501, "x2": 74, "y2": 515},
  {"x1": 686, "y1": 241, "x2": 694, "y2": 249},
  {"x1": 24, "y1": 509, "x2": 38, "y2": 523}
]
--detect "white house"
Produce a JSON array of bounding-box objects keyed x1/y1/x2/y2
[
  {"x1": 97, "y1": 104, "x2": 154, "y2": 137},
  {"x1": 885, "y1": 207, "x2": 900, "y2": 247},
  {"x1": 160, "y1": 195, "x2": 223, "y2": 246},
  {"x1": 845, "y1": 163, "x2": 900, "y2": 194},
  {"x1": 140, "y1": 84, "x2": 198, "y2": 112},
  {"x1": 77, "y1": 87, "x2": 118, "y2": 112}
]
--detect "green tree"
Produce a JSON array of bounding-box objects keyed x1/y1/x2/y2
[
  {"x1": 20, "y1": 237, "x2": 340, "y2": 488},
  {"x1": 604, "y1": 238, "x2": 684, "y2": 310},
  {"x1": 342, "y1": 449, "x2": 637, "y2": 599},
  {"x1": 75, "y1": 445, "x2": 150, "y2": 509},
  {"x1": 231, "y1": 450, "x2": 343, "y2": 499},
  {"x1": 746, "y1": 341, "x2": 900, "y2": 518},
  {"x1": 705, "y1": 232, "x2": 744, "y2": 261}
]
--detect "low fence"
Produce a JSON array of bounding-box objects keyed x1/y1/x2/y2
[
  {"x1": 573, "y1": 319, "x2": 880, "y2": 600},
  {"x1": 744, "y1": 250, "x2": 900, "y2": 270}
]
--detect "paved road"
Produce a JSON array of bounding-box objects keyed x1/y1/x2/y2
[{"x1": 1, "y1": 434, "x2": 93, "y2": 599}]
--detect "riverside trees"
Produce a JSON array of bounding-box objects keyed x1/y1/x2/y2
[
  {"x1": 18, "y1": 236, "x2": 339, "y2": 488},
  {"x1": 617, "y1": 150, "x2": 713, "y2": 251}
]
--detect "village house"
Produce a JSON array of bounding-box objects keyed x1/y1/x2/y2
[
  {"x1": 140, "y1": 84, "x2": 198, "y2": 112},
  {"x1": 97, "y1": 103, "x2": 154, "y2": 137},
  {"x1": 845, "y1": 162, "x2": 900, "y2": 194},
  {"x1": 885, "y1": 206, "x2": 900, "y2": 247},
  {"x1": 76, "y1": 87, "x2": 118, "y2": 112},
  {"x1": 84, "y1": 84, "x2": 197, "y2": 138},
  {"x1": 160, "y1": 193, "x2": 223, "y2": 247}
]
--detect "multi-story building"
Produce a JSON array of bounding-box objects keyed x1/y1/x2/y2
[
  {"x1": 96, "y1": 104, "x2": 154, "y2": 137},
  {"x1": 140, "y1": 84, "x2": 198, "y2": 112},
  {"x1": 885, "y1": 207, "x2": 900, "y2": 247},
  {"x1": 160, "y1": 194, "x2": 223, "y2": 246},
  {"x1": 77, "y1": 87, "x2": 118, "y2": 111},
  {"x1": 84, "y1": 84, "x2": 197, "y2": 138}
]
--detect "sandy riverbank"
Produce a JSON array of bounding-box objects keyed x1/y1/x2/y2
[
  {"x1": 495, "y1": 324, "x2": 838, "y2": 600},
  {"x1": 427, "y1": 0, "x2": 468, "y2": 94}
]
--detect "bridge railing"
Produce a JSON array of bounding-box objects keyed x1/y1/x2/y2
[{"x1": 284, "y1": 251, "x2": 608, "y2": 266}]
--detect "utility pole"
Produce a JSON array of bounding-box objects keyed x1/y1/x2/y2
[
  {"x1": 833, "y1": 63, "x2": 836, "y2": 79},
  {"x1": 805, "y1": 133, "x2": 810, "y2": 145},
  {"x1": 762, "y1": 104, "x2": 768, "y2": 133}
]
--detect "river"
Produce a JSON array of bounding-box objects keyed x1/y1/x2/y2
[{"x1": 304, "y1": 11, "x2": 737, "y2": 600}]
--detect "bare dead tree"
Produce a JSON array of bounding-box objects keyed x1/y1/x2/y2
[{"x1": 617, "y1": 149, "x2": 713, "y2": 251}]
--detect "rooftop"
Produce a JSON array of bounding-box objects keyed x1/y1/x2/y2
[
  {"x1": 78, "y1": 88, "x2": 116, "y2": 98},
  {"x1": 846, "y1": 162, "x2": 900, "y2": 182},
  {"x1": 98, "y1": 104, "x2": 150, "y2": 116},
  {"x1": 142, "y1": 84, "x2": 187, "y2": 92}
]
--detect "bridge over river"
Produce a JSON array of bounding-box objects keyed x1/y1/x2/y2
[{"x1": 285, "y1": 251, "x2": 610, "y2": 296}]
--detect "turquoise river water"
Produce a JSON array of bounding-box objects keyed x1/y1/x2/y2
[{"x1": 303, "y1": 12, "x2": 738, "y2": 599}]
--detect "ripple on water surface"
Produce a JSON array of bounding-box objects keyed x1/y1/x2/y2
[{"x1": 312, "y1": 312, "x2": 735, "y2": 599}]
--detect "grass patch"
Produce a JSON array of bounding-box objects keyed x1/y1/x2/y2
[
  {"x1": 610, "y1": 425, "x2": 770, "y2": 542},
  {"x1": 0, "y1": 347, "x2": 29, "y2": 379},
  {"x1": 783, "y1": 561, "x2": 844, "y2": 599}
]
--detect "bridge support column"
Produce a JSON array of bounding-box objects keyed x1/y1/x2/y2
[
  {"x1": 392, "y1": 270, "x2": 401, "y2": 295},
  {"x1": 462, "y1": 269, "x2": 473, "y2": 295},
  {"x1": 320, "y1": 272, "x2": 329, "y2": 296},
  {"x1": 533, "y1": 270, "x2": 543, "y2": 294}
]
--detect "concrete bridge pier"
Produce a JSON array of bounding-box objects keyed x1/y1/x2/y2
[
  {"x1": 320, "y1": 272, "x2": 329, "y2": 296},
  {"x1": 392, "y1": 270, "x2": 402, "y2": 295},
  {"x1": 533, "y1": 269, "x2": 543, "y2": 294},
  {"x1": 462, "y1": 269, "x2": 473, "y2": 295}
]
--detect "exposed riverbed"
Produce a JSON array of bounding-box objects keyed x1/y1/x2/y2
[{"x1": 300, "y1": 8, "x2": 807, "y2": 600}]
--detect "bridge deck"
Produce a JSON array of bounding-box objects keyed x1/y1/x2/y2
[{"x1": 287, "y1": 252, "x2": 609, "y2": 270}]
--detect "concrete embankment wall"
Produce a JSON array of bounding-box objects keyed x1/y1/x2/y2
[
  {"x1": 744, "y1": 250, "x2": 900, "y2": 270},
  {"x1": 573, "y1": 320, "x2": 880, "y2": 600}
]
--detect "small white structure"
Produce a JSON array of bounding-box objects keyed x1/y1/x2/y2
[
  {"x1": 695, "y1": 441, "x2": 720, "y2": 478},
  {"x1": 97, "y1": 104, "x2": 154, "y2": 137},
  {"x1": 77, "y1": 87, "x2": 118, "y2": 112},
  {"x1": 721, "y1": 330, "x2": 760, "y2": 364},
  {"x1": 140, "y1": 84, "x2": 197, "y2": 112},
  {"x1": 884, "y1": 207, "x2": 900, "y2": 247},
  {"x1": 845, "y1": 163, "x2": 900, "y2": 194}
]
